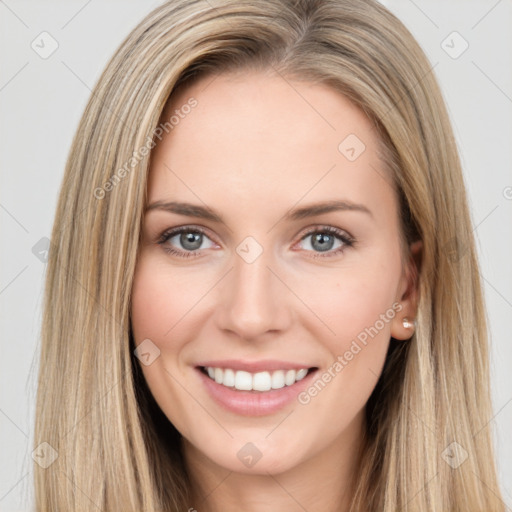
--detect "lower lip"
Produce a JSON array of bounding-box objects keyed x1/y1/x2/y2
[{"x1": 196, "y1": 367, "x2": 317, "y2": 416}]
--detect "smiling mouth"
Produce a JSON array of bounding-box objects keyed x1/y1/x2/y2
[{"x1": 198, "y1": 366, "x2": 318, "y2": 392}]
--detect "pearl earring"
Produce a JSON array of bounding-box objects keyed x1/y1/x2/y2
[{"x1": 402, "y1": 318, "x2": 414, "y2": 329}]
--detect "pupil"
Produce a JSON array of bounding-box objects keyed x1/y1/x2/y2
[
  {"x1": 178, "y1": 231, "x2": 335, "y2": 253},
  {"x1": 181, "y1": 232, "x2": 201, "y2": 250},
  {"x1": 313, "y1": 233, "x2": 333, "y2": 252}
]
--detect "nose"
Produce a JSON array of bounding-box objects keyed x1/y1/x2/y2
[{"x1": 215, "y1": 242, "x2": 292, "y2": 341}]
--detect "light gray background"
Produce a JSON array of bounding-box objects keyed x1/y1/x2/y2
[{"x1": 1, "y1": 1, "x2": 511, "y2": 510}]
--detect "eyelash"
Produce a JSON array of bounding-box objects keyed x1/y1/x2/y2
[{"x1": 156, "y1": 225, "x2": 355, "y2": 259}]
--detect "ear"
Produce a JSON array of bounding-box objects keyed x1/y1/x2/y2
[{"x1": 391, "y1": 240, "x2": 422, "y2": 340}]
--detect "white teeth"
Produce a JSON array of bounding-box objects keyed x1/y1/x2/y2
[
  {"x1": 223, "y1": 368, "x2": 235, "y2": 387},
  {"x1": 271, "y1": 370, "x2": 285, "y2": 389},
  {"x1": 284, "y1": 369, "x2": 296, "y2": 386},
  {"x1": 296, "y1": 368, "x2": 308, "y2": 381},
  {"x1": 253, "y1": 371, "x2": 272, "y2": 391},
  {"x1": 235, "y1": 370, "x2": 252, "y2": 391},
  {"x1": 203, "y1": 366, "x2": 311, "y2": 391}
]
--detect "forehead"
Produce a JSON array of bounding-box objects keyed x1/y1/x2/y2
[{"x1": 148, "y1": 71, "x2": 396, "y2": 225}]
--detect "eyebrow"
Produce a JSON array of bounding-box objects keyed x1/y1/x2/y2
[{"x1": 145, "y1": 199, "x2": 373, "y2": 223}]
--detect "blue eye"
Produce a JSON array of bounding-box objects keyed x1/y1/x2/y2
[
  {"x1": 158, "y1": 226, "x2": 214, "y2": 258},
  {"x1": 157, "y1": 225, "x2": 354, "y2": 259},
  {"x1": 297, "y1": 226, "x2": 354, "y2": 258}
]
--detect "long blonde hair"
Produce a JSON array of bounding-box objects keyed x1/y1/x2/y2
[{"x1": 34, "y1": 0, "x2": 505, "y2": 510}]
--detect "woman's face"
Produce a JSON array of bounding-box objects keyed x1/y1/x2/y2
[{"x1": 131, "y1": 70, "x2": 418, "y2": 476}]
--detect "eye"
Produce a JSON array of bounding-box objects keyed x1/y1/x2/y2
[
  {"x1": 296, "y1": 226, "x2": 355, "y2": 258},
  {"x1": 157, "y1": 226, "x2": 217, "y2": 258},
  {"x1": 156, "y1": 224, "x2": 355, "y2": 259}
]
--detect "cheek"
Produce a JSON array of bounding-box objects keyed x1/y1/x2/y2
[
  {"x1": 130, "y1": 257, "x2": 204, "y2": 343},
  {"x1": 130, "y1": 258, "x2": 199, "y2": 434},
  {"x1": 292, "y1": 249, "x2": 402, "y2": 412},
  {"x1": 131, "y1": 266, "x2": 169, "y2": 343},
  {"x1": 300, "y1": 256, "x2": 401, "y2": 347}
]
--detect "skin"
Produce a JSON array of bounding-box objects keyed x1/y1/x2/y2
[{"x1": 130, "y1": 70, "x2": 421, "y2": 512}]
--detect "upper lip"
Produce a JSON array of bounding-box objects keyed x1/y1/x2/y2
[{"x1": 196, "y1": 359, "x2": 317, "y2": 373}]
